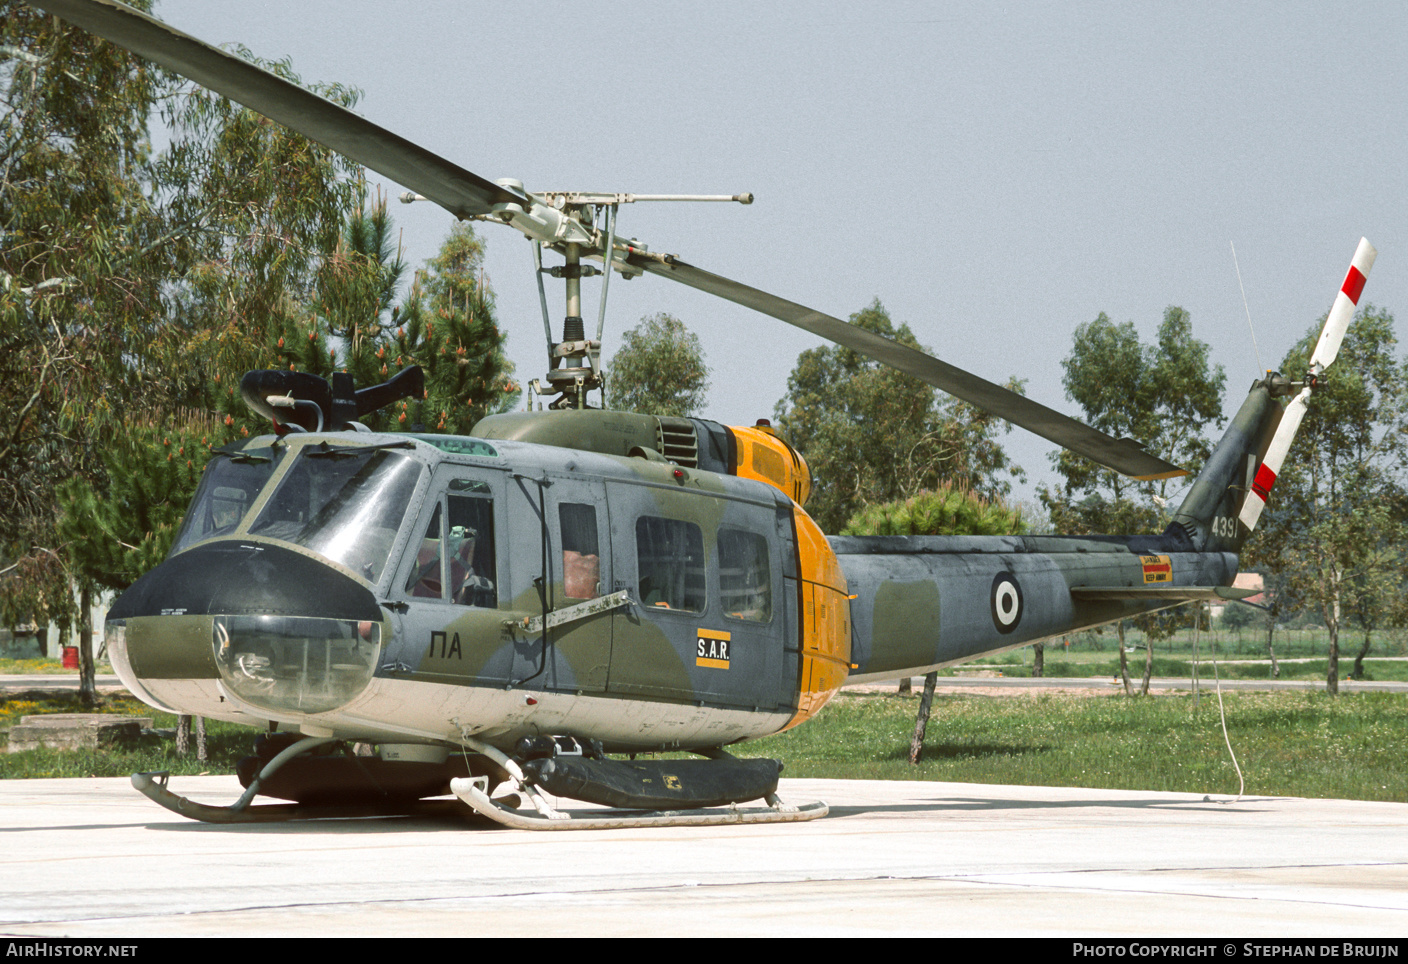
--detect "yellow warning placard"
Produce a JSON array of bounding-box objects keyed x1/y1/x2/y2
[{"x1": 1141, "y1": 555, "x2": 1172, "y2": 584}]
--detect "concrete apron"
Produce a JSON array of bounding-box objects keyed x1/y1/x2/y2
[{"x1": 1, "y1": 775, "x2": 1406, "y2": 936}]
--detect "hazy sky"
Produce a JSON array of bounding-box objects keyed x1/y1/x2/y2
[{"x1": 149, "y1": 0, "x2": 1408, "y2": 509}]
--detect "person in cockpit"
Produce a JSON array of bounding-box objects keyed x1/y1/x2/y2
[{"x1": 447, "y1": 524, "x2": 495, "y2": 607}]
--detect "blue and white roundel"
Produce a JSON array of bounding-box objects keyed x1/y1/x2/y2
[{"x1": 990, "y1": 572, "x2": 1023, "y2": 634}]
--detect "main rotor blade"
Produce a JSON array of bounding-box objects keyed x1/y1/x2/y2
[
  {"x1": 29, "y1": 0, "x2": 1184, "y2": 482},
  {"x1": 28, "y1": 0, "x2": 523, "y2": 220},
  {"x1": 635, "y1": 257, "x2": 1186, "y2": 481}
]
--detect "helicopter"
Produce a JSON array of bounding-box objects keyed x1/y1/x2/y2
[{"x1": 32, "y1": 0, "x2": 1376, "y2": 830}]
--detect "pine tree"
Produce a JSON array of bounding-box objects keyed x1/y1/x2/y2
[
  {"x1": 841, "y1": 484, "x2": 1025, "y2": 762},
  {"x1": 382, "y1": 221, "x2": 516, "y2": 434}
]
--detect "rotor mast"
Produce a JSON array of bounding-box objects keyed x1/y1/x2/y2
[{"x1": 406, "y1": 185, "x2": 754, "y2": 411}]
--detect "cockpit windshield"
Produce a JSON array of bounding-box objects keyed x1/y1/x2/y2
[
  {"x1": 169, "y1": 445, "x2": 285, "y2": 557},
  {"x1": 248, "y1": 445, "x2": 424, "y2": 584}
]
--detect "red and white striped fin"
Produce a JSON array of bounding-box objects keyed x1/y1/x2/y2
[{"x1": 1238, "y1": 238, "x2": 1377, "y2": 532}]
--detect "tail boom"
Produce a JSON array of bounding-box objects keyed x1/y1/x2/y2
[{"x1": 835, "y1": 533, "x2": 1238, "y2": 682}]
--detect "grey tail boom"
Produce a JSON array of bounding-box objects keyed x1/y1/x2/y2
[{"x1": 834, "y1": 379, "x2": 1284, "y2": 682}]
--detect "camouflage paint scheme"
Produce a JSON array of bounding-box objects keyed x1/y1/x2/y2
[{"x1": 107, "y1": 383, "x2": 1280, "y2": 755}]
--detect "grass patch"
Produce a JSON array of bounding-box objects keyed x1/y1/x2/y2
[
  {"x1": 6, "y1": 689, "x2": 1408, "y2": 804},
  {"x1": 0, "y1": 657, "x2": 116, "y2": 675},
  {"x1": 0, "y1": 658, "x2": 70, "y2": 675},
  {"x1": 0, "y1": 693, "x2": 255, "y2": 779},
  {"x1": 960, "y1": 656, "x2": 1408, "y2": 682},
  {"x1": 742, "y1": 690, "x2": 1408, "y2": 802}
]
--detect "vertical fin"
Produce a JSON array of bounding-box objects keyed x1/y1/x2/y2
[{"x1": 1168, "y1": 383, "x2": 1280, "y2": 555}]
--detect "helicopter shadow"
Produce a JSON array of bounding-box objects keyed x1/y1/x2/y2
[{"x1": 132, "y1": 810, "x2": 507, "y2": 835}]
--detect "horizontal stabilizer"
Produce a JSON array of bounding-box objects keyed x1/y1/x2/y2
[{"x1": 1070, "y1": 586, "x2": 1259, "y2": 602}]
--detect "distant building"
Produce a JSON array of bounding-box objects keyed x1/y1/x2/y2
[{"x1": 0, "y1": 594, "x2": 114, "y2": 660}]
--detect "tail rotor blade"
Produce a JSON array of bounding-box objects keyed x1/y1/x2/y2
[
  {"x1": 1310, "y1": 237, "x2": 1377, "y2": 373},
  {"x1": 1239, "y1": 238, "x2": 1377, "y2": 531},
  {"x1": 1238, "y1": 387, "x2": 1308, "y2": 531}
]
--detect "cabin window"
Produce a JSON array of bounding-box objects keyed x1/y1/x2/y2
[
  {"x1": 559, "y1": 503, "x2": 601, "y2": 599},
  {"x1": 718, "y1": 527, "x2": 771, "y2": 623},
  {"x1": 635, "y1": 516, "x2": 705, "y2": 613}
]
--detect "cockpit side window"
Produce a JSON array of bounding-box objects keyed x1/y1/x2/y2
[
  {"x1": 405, "y1": 503, "x2": 444, "y2": 599},
  {"x1": 446, "y1": 493, "x2": 496, "y2": 607},
  {"x1": 402, "y1": 485, "x2": 497, "y2": 608}
]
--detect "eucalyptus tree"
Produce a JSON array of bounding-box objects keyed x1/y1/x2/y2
[
  {"x1": 2, "y1": 9, "x2": 358, "y2": 699},
  {"x1": 605, "y1": 312, "x2": 710, "y2": 418},
  {"x1": 149, "y1": 51, "x2": 364, "y2": 416},
  {"x1": 1039, "y1": 306, "x2": 1226, "y2": 695},
  {"x1": 1, "y1": 0, "x2": 165, "y2": 545},
  {"x1": 775, "y1": 299, "x2": 1023, "y2": 534},
  {"x1": 1256, "y1": 306, "x2": 1408, "y2": 694},
  {"x1": 1, "y1": 1, "x2": 174, "y2": 699}
]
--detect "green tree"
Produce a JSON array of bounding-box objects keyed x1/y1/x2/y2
[
  {"x1": 1, "y1": 2, "x2": 173, "y2": 700},
  {"x1": 2, "y1": 15, "x2": 361, "y2": 700},
  {"x1": 250, "y1": 203, "x2": 515, "y2": 434},
  {"x1": 1039, "y1": 306, "x2": 1226, "y2": 695},
  {"x1": 775, "y1": 299, "x2": 1023, "y2": 533},
  {"x1": 1045, "y1": 307, "x2": 1226, "y2": 511},
  {"x1": 1255, "y1": 306, "x2": 1408, "y2": 695},
  {"x1": 4, "y1": 14, "x2": 515, "y2": 700},
  {"x1": 386, "y1": 221, "x2": 516, "y2": 433},
  {"x1": 840, "y1": 485, "x2": 1025, "y2": 537},
  {"x1": 605, "y1": 312, "x2": 709, "y2": 417},
  {"x1": 1, "y1": 1, "x2": 165, "y2": 537},
  {"x1": 149, "y1": 53, "x2": 363, "y2": 415},
  {"x1": 57, "y1": 419, "x2": 212, "y2": 593},
  {"x1": 57, "y1": 200, "x2": 515, "y2": 601}
]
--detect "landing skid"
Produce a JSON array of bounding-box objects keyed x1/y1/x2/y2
[
  {"x1": 131, "y1": 770, "x2": 827, "y2": 829},
  {"x1": 131, "y1": 771, "x2": 475, "y2": 824},
  {"x1": 130, "y1": 732, "x2": 829, "y2": 830},
  {"x1": 449, "y1": 776, "x2": 828, "y2": 830},
  {"x1": 131, "y1": 734, "x2": 486, "y2": 825}
]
